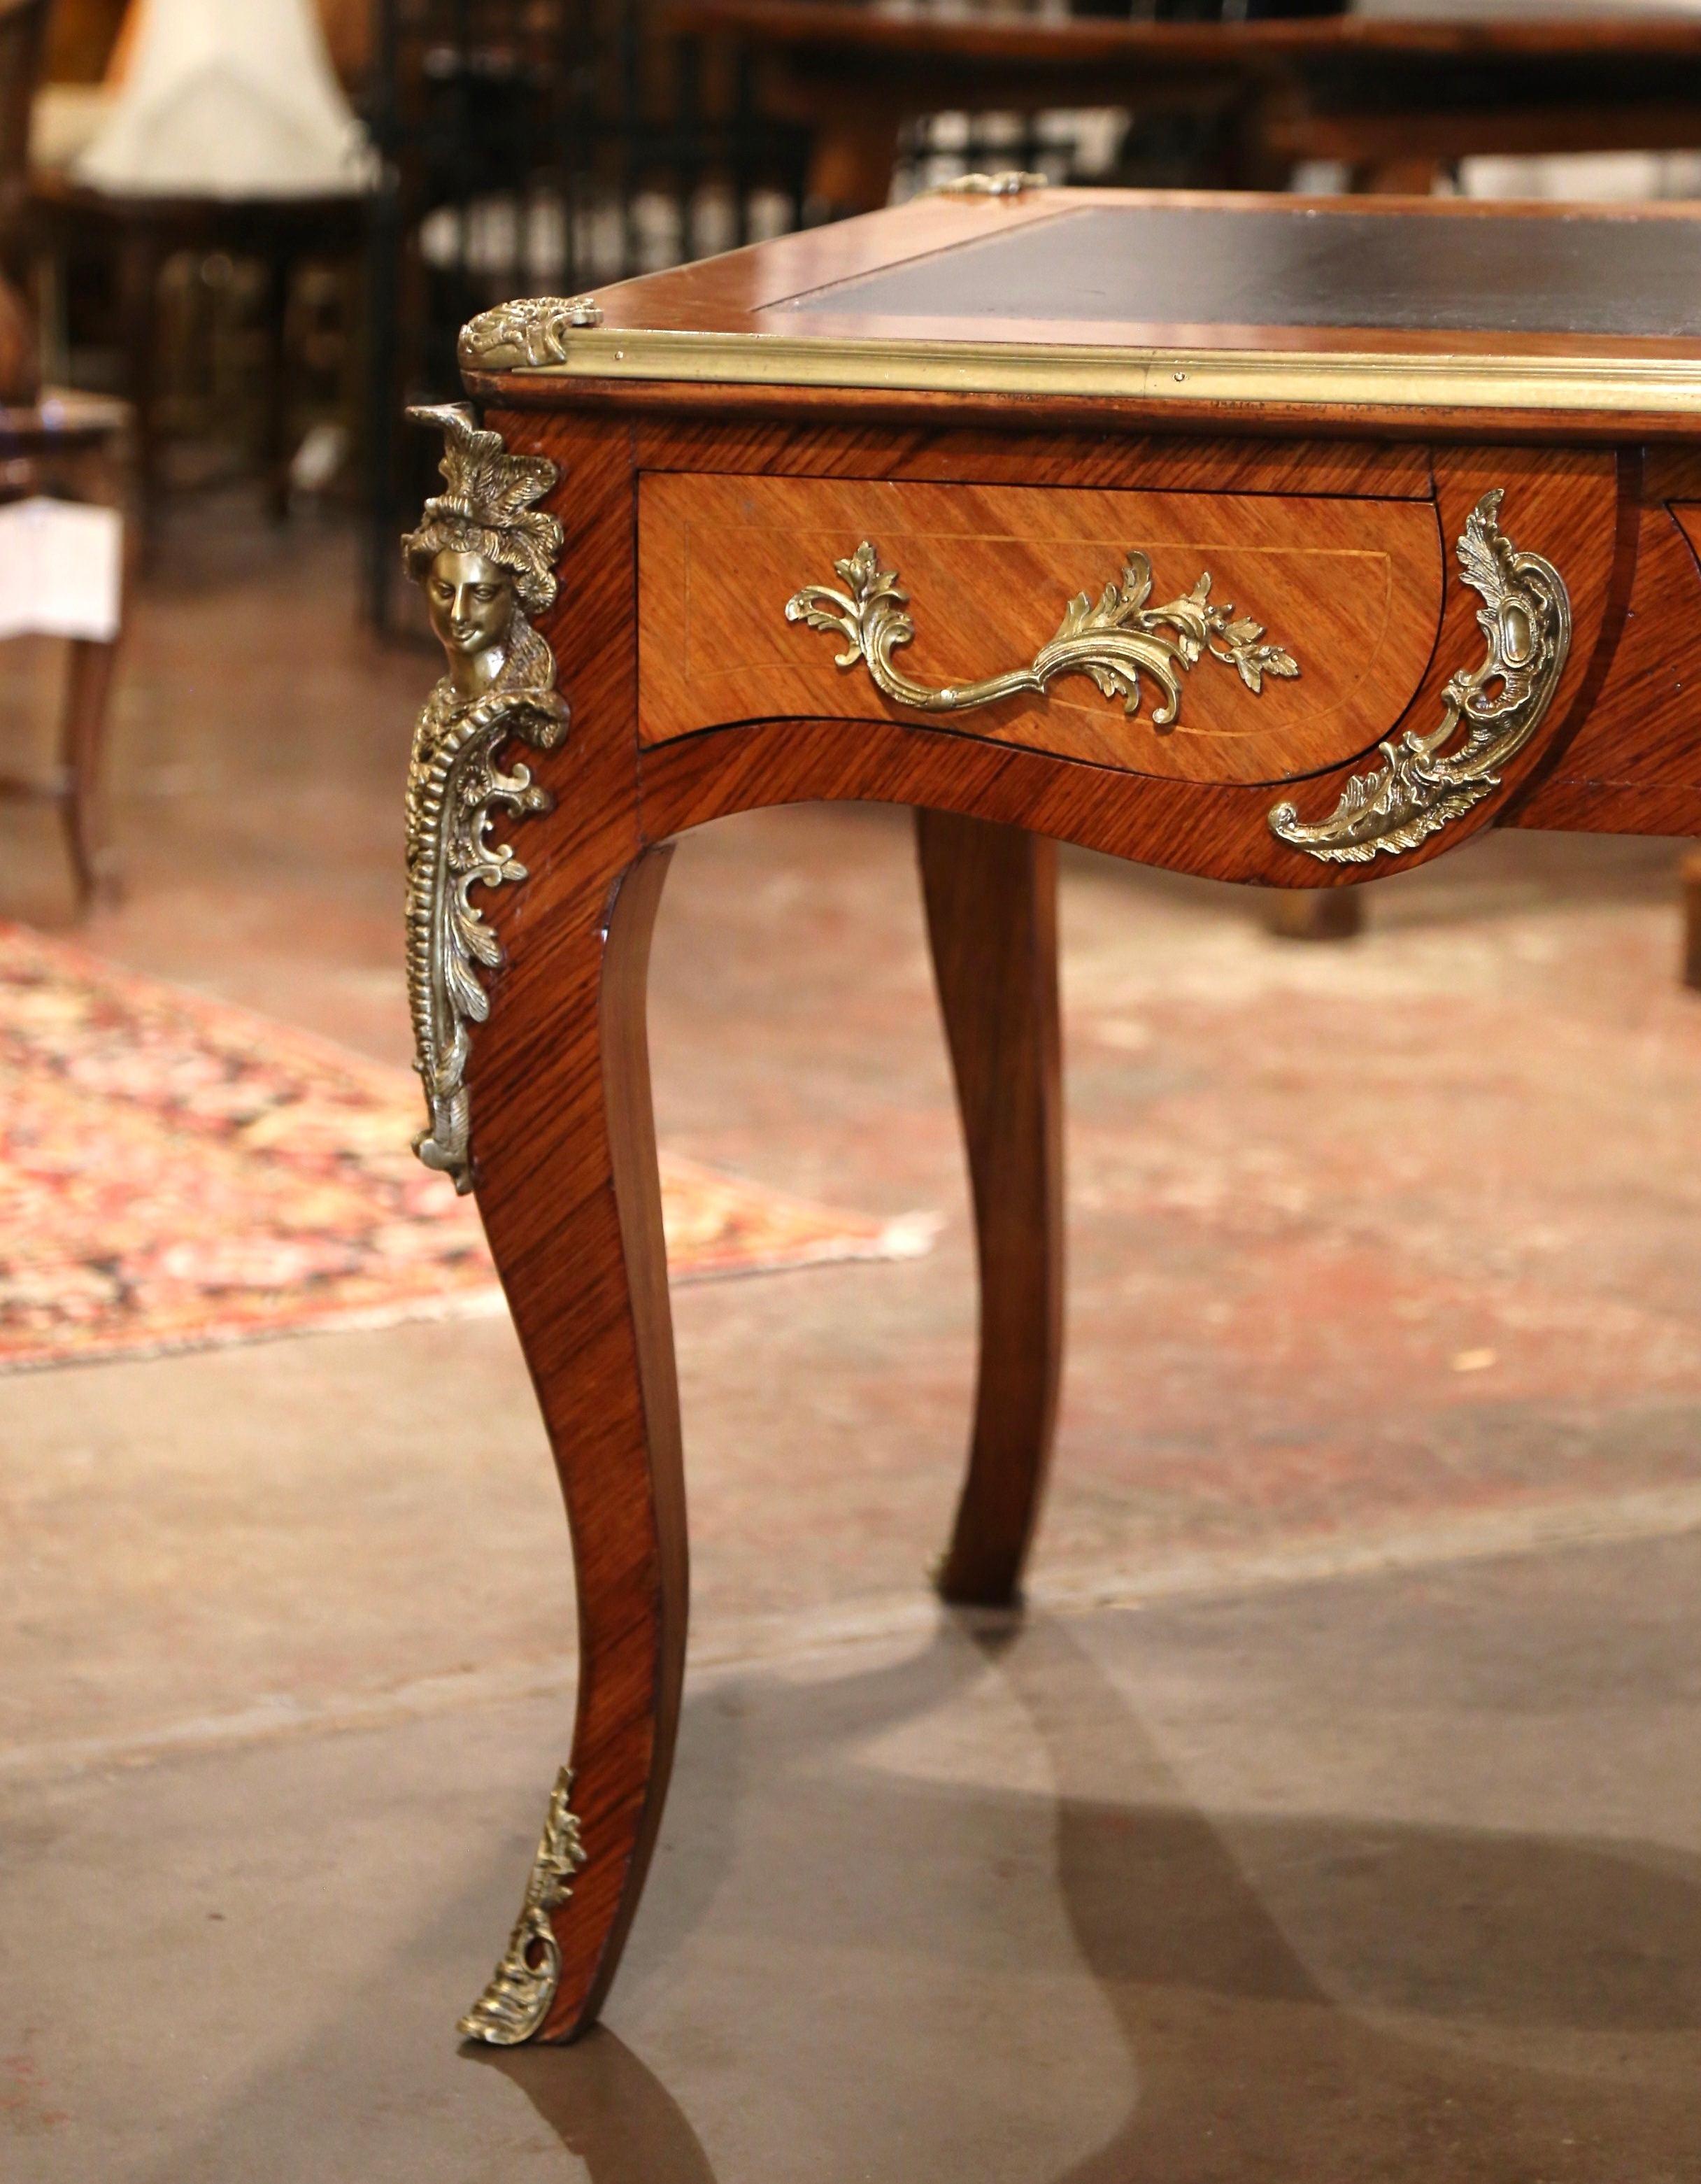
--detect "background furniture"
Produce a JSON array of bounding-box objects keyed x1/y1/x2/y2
[
  {"x1": 0, "y1": 8, "x2": 124, "y2": 912},
  {"x1": 29, "y1": 0, "x2": 370, "y2": 526},
  {"x1": 0, "y1": 387, "x2": 129, "y2": 910},
  {"x1": 31, "y1": 174, "x2": 363, "y2": 522},
  {"x1": 0, "y1": 0, "x2": 46, "y2": 397},
  {"x1": 670, "y1": 4, "x2": 1701, "y2": 212},
  {"x1": 426, "y1": 185, "x2": 1701, "y2": 2043}
]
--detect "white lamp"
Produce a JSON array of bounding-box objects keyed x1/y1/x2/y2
[{"x1": 73, "y1": 0, "x2": 373, "y2": 199}]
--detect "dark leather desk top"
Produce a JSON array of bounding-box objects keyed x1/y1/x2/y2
[{"x1": 774, "y1": 202, "x2": 1701, "y2": 341}]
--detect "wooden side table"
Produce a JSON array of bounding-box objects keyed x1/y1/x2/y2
[
  {"x1": 395, "y1": 187, "x2": 1701, "y2": 2046},
  {"x1": 0, "y1": 385, "x2": 127, "y2": 910},
  {"x1": 29, "y1": 173, "x2": 364, "y2": 521}
]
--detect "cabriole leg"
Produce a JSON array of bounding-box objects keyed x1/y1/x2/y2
[
  {"x1": 59, "y1": 637, "x2": 120, "y2": 912},
  {"x1": 464, "y1": 843, "x2": 686, "y2": 2045},
  {"x1": 916, "y1": 808, "x2": 1065, "y2": 1609}
]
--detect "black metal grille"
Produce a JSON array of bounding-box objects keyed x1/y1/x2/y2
[{"x1": 362, "y1": 0, "x2": 810, "y2": 623}]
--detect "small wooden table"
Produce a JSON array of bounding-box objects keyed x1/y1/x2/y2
[
  {"x1": 406, "y1": 187, "x2": 1701, "y2": 2045},
  {"x1": 0, "y1": 386, "x2": 127, "y2": 909},
  {"x1": 668, "y1": 3, "x2": 1701, "y2": 208},
  {"x1": 29, "y1": 173, "x2": 364, "y2": 520}
]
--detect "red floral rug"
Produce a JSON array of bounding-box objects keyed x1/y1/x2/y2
[{"x1": 0, "y1": 923, "x2": 936, "y2": 1372}]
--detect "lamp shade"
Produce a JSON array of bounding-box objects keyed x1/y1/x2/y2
[{"x1": 73, "y1": 0, "x2": 372, "y2": 199}]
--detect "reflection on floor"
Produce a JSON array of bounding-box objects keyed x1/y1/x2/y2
[
  {"x1": 10, "y1": 1546, "x2": 1701, "y2": 2183},
  {"x1": 5, "y1": 506, "x2": 1701, "y2": 2177}
]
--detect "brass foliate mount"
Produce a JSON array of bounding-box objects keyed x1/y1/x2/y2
[
  {"x1": 402, "y1": 404, "x2": 569, "y2": 1193},
  {"x1": 460, "y1": 295, "x2": 604, "y2": 373},
  {"x1": 931, "y1": 170, "x2": 1049, "y2": 197},
  {"x1": 785, "y1": 540, "x2": 1298, "y2": 730},
  {"x1": 458, "y1": 1768, "x2": 588, "y2": 2047},
  {"x1": 1269, "y1": 489, "x2": 1572, "y2": 863}
]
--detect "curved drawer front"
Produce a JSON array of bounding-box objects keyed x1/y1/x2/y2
[{"x1": 638, "y1": 474, "x2": 1445, "y2": 786}]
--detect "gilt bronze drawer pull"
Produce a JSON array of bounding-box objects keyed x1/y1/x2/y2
[
  {"x1": 785, "y1": 540, "x2": 1298, "y2": 731},
  {"x1": 1269, "y1": 489, "x2": 1571, "y2": 863}
]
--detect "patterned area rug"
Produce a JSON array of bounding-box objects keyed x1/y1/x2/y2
[{"x1": 0, "y1": 923, "x2": 936, "y2": 1372}]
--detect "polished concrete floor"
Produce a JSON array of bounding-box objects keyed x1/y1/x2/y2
[{"x1": 7, "y1": 509, "x2": 1701, "y2": 2178}]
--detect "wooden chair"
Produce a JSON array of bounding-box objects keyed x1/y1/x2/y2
[
  {"x1": 0, "y1": 6, "x2": 128, "y2": 912},
  {"x1": 0, "y1": 392, "x2": 131, "y2": 913}
]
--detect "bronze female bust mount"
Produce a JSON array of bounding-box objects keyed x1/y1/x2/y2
[{"x1": 401, "y1": 402, "x2": 569, "y2": 1193}]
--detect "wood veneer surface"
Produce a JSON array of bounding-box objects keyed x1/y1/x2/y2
[
  {"x1": 552, "y1": 192, "x2": 1701, "y2": 363},
  {"x1": 611, "y1": 427, "x2": 1625, "y2": 886},
  {"x1": 629, "y1": 423, "x2": 1435, "y2": 497},
  {"x1": 1515, "y1": 454, "x2": 1701, "y2": 832},
  {"x1": 639, "y1": 473, "x2": 1444, "y2": 783}
]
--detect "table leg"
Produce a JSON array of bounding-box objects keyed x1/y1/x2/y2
[
  {"x1": 58, "y1": 636, "x2": 120, "y2": 912},
  {"x1": 806, "y1": 106, "x2": 902, "y2": 213},
  {"x1": 1681, "y1": 849, "x2": 1701, "y2": 991},
  {"x1": 462, "y1": 843, "x2": 687, "y2": 2045},
  {"x1": 1351, "y1": 156, "x2": 1445, "y2": 195},
  {"x1": 116, "y1": 232, "x2": 162, "y2": 523},
  {"x1": 916, "y1": 809, "x2": 1063, "y2": 1609},
  {"x1": 261, "y1": 249, "x2": 293, "y2": 524},
  {"x1": 1262, "y1": 887, "x2": 1364, "y2": 942}
]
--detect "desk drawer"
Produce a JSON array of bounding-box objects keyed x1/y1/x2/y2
[{"x1": 637, "y1": 473, "x2": 1444, "y2": 786}]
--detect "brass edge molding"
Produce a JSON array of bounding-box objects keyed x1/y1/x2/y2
[
  {"x1": 464, "y1": 325, "x2": 1701, "y2": 416},
  {"x1": 403, "y1": 404, "x2": 569, "y2": 1193},
  {"x1": 785, "y1": 539, "x2": 1297, "y2": 728},
  {"x1": 459, "y1": 1768, "x2": 588, "y2": 2046},
  {"x1": 1269, "y1": 488, "x2": 1570, "y2": 864}
]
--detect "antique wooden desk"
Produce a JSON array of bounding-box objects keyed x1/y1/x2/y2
[{"x1": 401, "y1": 185, "x2": 1701, "y2": 2047}]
